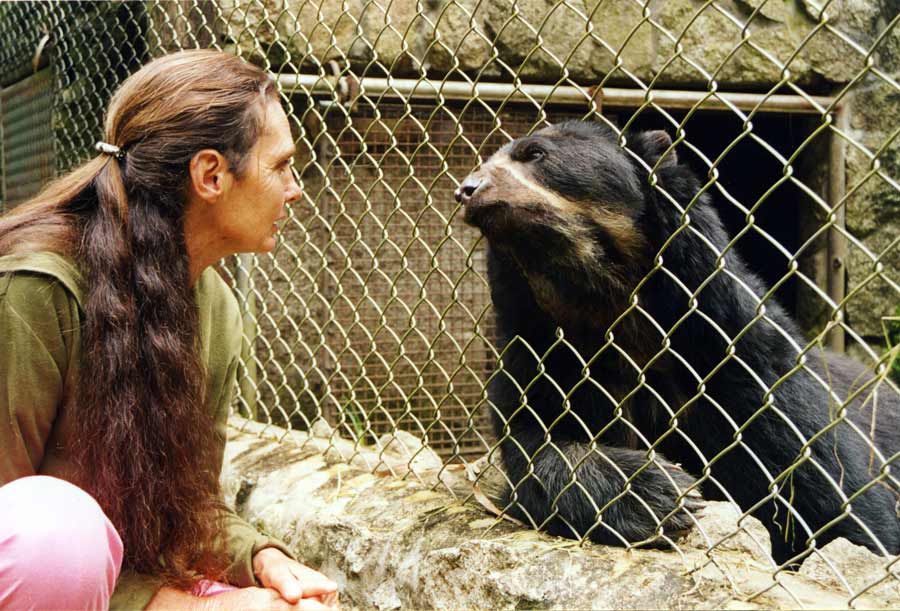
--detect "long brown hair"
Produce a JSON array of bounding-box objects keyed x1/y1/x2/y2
[{"x1": 0, "y1": 50, "x2": 278, "y2": 584}]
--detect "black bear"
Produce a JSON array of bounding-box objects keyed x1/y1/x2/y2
[{"x1": 456, "y1": 120, "x2": 900, "y2": 565}]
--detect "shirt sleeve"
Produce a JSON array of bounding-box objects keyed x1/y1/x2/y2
[
  {"x1": 213, "y1": 355, "x2": 296, "y2": 587},
  {"x1": 0, "y1": 272, "x2": 75, "y2": 485}
]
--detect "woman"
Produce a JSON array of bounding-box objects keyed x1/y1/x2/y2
[{"x1": 0, "y1": 50, "x2": 338, "y2": 610}]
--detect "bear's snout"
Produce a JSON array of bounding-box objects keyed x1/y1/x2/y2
[{"x1": 455, "y1": 174, "x2": 487, "y2": 204}]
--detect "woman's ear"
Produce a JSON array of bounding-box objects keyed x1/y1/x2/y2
[
  {"x1": 630, "y1": 130, "x2": 678, "y2": 169},
  {"x1": 188, "y1": 149, "x2": 233, "y2": 203}
]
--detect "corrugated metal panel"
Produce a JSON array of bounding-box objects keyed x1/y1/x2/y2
[{"x1": 1, "y1": 68, "x2": 55, "y2": 211}]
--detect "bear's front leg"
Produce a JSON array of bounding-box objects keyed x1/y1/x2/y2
[{"x1": 500, "y1": 434, "x2": 703, "y2": 546}]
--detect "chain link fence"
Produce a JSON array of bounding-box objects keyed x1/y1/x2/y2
[{"x1": 2, "y1": 0, "x2": 900, "y2": 606}]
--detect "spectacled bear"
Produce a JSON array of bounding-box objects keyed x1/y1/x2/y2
[{"x1": 456, "y1": 120, "x2": 900, "y2": 565}]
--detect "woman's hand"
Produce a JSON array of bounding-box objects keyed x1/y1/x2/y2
[
  {"x1": 145, "y1": 549, "x2": 339, "y2": 610},
  {"x1": 253, "y1": 547, "x2": 339, "y2": 609}
]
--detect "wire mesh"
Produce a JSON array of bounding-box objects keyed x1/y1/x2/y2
[{"x1": 2, "y1": 0, "x2": 900, "y2": 606}]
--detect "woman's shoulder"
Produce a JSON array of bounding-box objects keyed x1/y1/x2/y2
[
  {"x1": 0, "y1": 251, "x2": 84, "y2": 309},
  {"x1": 0, "y1": 252, "x2": 82, "y2": 357}
]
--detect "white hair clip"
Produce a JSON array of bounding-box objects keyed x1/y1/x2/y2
[{"x1": 95, "y1": 141, "x2": 125, "y2": 160}]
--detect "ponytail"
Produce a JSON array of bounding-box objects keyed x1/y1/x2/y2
[{"x1": 76, "y1": 156, "x2": 226, "y2": 581}]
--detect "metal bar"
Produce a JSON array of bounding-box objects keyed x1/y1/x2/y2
[
  {"x1": 236, "y1": 253, "x2": 259, "y2": 419},
  {"x1": 1, "y1": 92, "x2": 6, "y2": 211},
  {"x1": 276, "y1": 74, "x2": 838, "y2": 114},
  {"x1": 827, "y1": 103, "x2": 850, "y2": 352}
]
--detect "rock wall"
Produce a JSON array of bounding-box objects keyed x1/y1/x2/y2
[
  {"x1": 843, "y1": 9, "x2": 900, "y2": 340},
  {"x1": 222, "y1": 417, "x2": 900, "y2": 610},
  {"x1": 213, "y1": 0, "x2": 873, "y2": 88}
]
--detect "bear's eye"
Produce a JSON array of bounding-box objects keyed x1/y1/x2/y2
[{"x1": 522, "y1": 146, "x2": 546, "y2": 162}]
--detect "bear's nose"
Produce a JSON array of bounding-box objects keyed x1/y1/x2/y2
[{"x1": 454, "y1": 176, "x2": 483, "y2": 204}]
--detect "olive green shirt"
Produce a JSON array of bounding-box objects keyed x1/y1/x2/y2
[{"x1": 0, "y1": 251, "x2": 290, "y2": 610}]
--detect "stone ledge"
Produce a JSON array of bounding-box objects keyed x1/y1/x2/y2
[{"x1": 222, "y1": 416, "x2": 900, "y2": 610}]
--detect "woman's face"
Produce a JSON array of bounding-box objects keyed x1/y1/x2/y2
[{"x1": 218, "y1": 99, "x2": 302, "y2": 254}]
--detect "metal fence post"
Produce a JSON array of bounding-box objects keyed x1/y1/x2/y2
[
  {"x1": 827, "y1": 103, "x2": 850, "y2": 353},
  {"x1": 236, "y1": 252, "x2": 258, "y2": 418}
]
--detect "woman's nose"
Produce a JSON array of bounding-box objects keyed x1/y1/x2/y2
[{"x1": 286, "y1": 176, "x2": 302, "y2": 203}]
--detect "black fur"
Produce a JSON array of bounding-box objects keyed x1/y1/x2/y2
[{"x1": 460, "y1": 120, "x2": 900, "y2": 565}]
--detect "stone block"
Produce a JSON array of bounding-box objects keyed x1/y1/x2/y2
[
  {"x1": 652, "y1": 0, "x2": 811, "y2": 87},
  {"x1": 216, "y1": 0, "x2": 371, "y2": 68},
  {"x1": 483, "y1": 0, "x2": 599, "y2": 81},
  {"x1": 651, "y1": 0, "x2": 878, "y2": 88},
  {"x1": 204, "y1": 0, "x2": 886, "y2": 88},
  {"x1": 840, "y1": 82, "x2": 900, "y2": 338},
  {"x1": 585, "y1": 0, "x2": 656, "y2": 81},
  {"x1": 475, "y1": 0, "x2": 656, "y2": 83},
  {"x1": 420, "y1": 0, "x2": 494, "y2": 75},
  {"x1": 846, "y1": 226, "x2": 900, "y2": 339},
  {"x1": 358, "y1": 0, "x2": 425, "y2": 73},
  {"x1": 800, "y1": 538, "x2": 900, "y2": 606}
]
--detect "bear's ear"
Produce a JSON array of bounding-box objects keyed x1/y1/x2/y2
[{"x1": 631, "y1": 130, "x2": 678, "y2": 169}]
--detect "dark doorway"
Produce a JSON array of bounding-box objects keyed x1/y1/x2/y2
[{"x1": 624, "y1": 108, "x2": 819, "y2": 318}]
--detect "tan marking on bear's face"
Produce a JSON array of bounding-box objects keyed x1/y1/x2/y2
[
  {"x1": 468, "y1": 147, "x2": 646, "y2": 269},
  {"x1": 474, "y1": 152, "x2": 596, "y2": 262},
  {"x1": 485, "y1": 151, "x2": 580, "y2": 216},
  {"x1": 584, "y1": 208, "x2": 646, "y2": 261}
]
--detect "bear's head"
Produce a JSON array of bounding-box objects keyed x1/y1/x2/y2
[{"x1": 456, "y1": 120, "x2": 686, "y2": 328}]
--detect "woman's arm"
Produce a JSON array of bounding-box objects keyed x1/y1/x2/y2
[
  {"x1": 196, "y1": 278, "x2": 339, "y2": 610},
  {"x1": 0, "y1": 273, "x2": 75, "y2": 484}
]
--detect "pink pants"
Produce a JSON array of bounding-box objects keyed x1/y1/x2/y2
[
  {"x1": 0, "y1": 476, "x2": 123, "y2": 610},
  {"x1": 0, "y1": 476, "x2": 237, "y2": 610}
]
